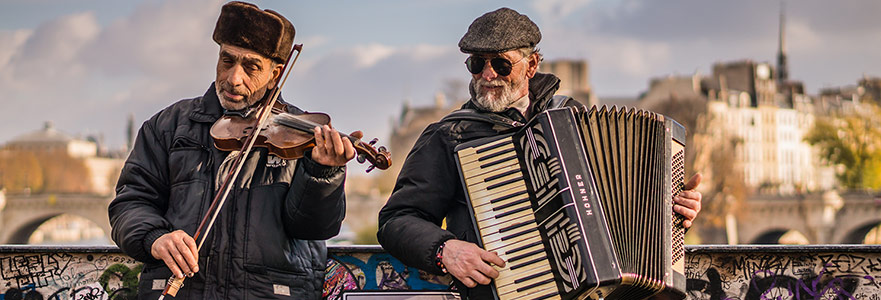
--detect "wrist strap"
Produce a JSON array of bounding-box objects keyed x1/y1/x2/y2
[{"x1": 435, "y1": 241, "x2": 448, "y2": 274}]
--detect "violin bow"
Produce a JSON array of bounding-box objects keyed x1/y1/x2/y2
[{"x1": 159, "y1": 43, "x2": 303, "y2": 299}]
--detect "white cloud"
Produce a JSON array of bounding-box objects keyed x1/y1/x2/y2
[
  {"x1": 350, "y1": 43, "x2": 397, "y2": 68},
  {"x1": 532, "y1": 0, "x2": 592, "y2": 20},
  {"x1": 284, "y1": 42, "x2": 464, "y2": 145},
  {"x1": 788, "y1": 19, "x2": 822, "y2": 50},
  {"x1": 0, "y1": 29, "x2": 31, "y2": 72},
  {"x1": 297, "y1": 35, "x2": 331, "y2": 49},
  {"x1": 403, "y1": 44, "x2": 449, "y2": 61},
  {"x1": 84, "y1": 0, "x2": 221, "y2": 78},
  {"x1": 2, "y1": 12, "x2": 100, "y2": 91},
  {"x1": 0, "y1": 0, "x2": 223, "y2": 147}
]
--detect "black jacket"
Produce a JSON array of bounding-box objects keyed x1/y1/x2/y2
[
  {"x1": 109, "y1": 83, "x2": 346, "y2": 300},
  {"x1": 377, "y1": 73, "x2": 582, "y2": 299}
]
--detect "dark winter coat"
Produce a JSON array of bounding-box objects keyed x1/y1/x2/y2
[
  {"x1": 377, "y1": 73, "x2": 583, "y2": 299},
  {"x1": 109, "y1": 83, "x2": 346, "y2": 300}
]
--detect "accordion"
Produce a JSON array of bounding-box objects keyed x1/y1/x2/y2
[{"x1": 454, "y1": 106, "x2": 687, "y2": 300}]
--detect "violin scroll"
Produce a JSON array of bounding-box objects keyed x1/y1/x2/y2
[{"x1": 353, "y1": 137, "x2": 391, "y2": 173}]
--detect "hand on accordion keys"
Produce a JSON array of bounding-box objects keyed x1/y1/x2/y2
[
  {"x1": 673, "y1": 173, "x2": 703, "y2": 228},
  {"x1": 441, "y1": 239, "x2": 507, "y2": 288}
]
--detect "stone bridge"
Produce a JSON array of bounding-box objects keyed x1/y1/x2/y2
[
  {"x1": 0, "y1": 193, "x2": 112, "y2": 244},
  {"x1": 5, "y1": 190, "x2": 880, "y2": 246},
  {"x1": 733, "y1": 191, "x2": 881, "y2": 244}
]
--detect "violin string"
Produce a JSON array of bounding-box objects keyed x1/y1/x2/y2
[{"x1": 274, "y1": 113, "x2": 360, "y2": 144}]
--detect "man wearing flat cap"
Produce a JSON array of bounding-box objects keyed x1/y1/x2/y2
[
  {"x1": 377, "y1": 7, "x2": 703, "y2": 299},
  {"x1": 108, "y1": 2, "x2": 355, "y2": 299}
]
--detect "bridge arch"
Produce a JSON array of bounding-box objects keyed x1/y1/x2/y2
[
  {"x1": 0, "y1": 194, "x2": 112, "y2": 244},
  {"x1": 840, "y1": 220, "x2": 881, "y2": 244},
  {"x1": 750, "y1": 228, "x2": 810, "y2": 244},
  {"x1": 6, "y1": 213, "x2": 59, "y2": 244}
]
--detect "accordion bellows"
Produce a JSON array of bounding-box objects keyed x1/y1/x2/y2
[{"x1": 454, "y1": 106, "x2": 687, "y2": 300}]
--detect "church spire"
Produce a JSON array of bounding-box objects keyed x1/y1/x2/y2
[{"x1": 776, "y1": 2, "x2": 788, "y2": 83}]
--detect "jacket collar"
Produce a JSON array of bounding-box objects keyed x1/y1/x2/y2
[
  {"x1": 463, "y1": 72, "x2": 561, "y2": 122},
  {"x1": 190, "y1": 82, "x2": 224, "y2": 123}
]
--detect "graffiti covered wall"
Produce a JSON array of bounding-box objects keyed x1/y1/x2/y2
[
  {"x1": 3, "y1": 245, "x2": 881, "y2": 300},
  {"x1": 686, "y1": 246, "x2": 881, "y2": 300},
  {"x1": 0, "y1": 248, "x2": 140, "y2": 300}
]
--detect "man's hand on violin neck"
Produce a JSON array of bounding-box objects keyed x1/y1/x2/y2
[
  {"x1": 151, "y1": 230, "x2": 199, "y2": 279},
  {"x1": 311, "y1": 125, "x2": 357, "y2": 166}
]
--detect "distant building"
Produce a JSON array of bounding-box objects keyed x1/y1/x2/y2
[
  {"x1": 698, "y1": 60, "x2": 833, "y2": 194},
  {"x1": 817, "y1": 85, "x2": 861, "y2": 115},
  {"x1": 1, "y1": 122, "x2": 124, "y2": 195},
  {"x1": 4, "y1": 122, "x2": 98, "y2": 158},
  {"x1": 859, "y1": 77, "x2": 881, "y2": 104},
  {"x1": 639, "y1": 74, "x2": 705, "y2": 108},
  {"x1": 539, "y1": 59, "x2": 598, "y2": 107},
  {"x1": 376, "y1": 93, "x2": 462, "y2": 192}
]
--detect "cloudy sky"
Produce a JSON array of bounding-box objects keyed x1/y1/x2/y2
[{"x1": 1, "y1": 0, "x2": 879, "y2": 155}]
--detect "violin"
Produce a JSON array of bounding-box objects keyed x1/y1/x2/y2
[{"x1": 210, "y1": 100, "x2": 391, "y2": 172}]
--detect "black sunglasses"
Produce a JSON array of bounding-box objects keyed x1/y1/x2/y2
[{"x1": 465, "y1": 56, "x2": 526, "y2": 76}]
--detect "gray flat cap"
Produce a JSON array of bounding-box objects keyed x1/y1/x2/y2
[{"x1": 458, "y1": 7, "x2": 541, "y2": 53}]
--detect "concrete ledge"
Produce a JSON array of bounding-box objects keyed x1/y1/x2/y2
[{"x1": 2, "y1": 245, "x2": 880, "y2": 299}]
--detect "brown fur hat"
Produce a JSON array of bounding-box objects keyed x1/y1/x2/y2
[{"x1": 212, "y1": 1, "x2": 295, "y2": 63}]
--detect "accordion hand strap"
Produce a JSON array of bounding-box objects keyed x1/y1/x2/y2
[{"x1": 440, "y1": 109, "x2": 524, "y2": 128}]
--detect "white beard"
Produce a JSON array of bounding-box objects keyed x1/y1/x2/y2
[
  {"x1": 471, "y1": 77, "x2": 523, "y2": 113},
  {"x1": 216, "y1": 82, "x2": 268, "y2": 111}
]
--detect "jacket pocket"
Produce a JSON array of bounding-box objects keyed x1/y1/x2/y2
[
  {"x1": 168, "y1": 136, "x2": 210, "y2": 184},
  {"x1": 244, "y1": 183, "x2": 311, "y2": 272},
  {"x1": 243, "y1": 264, "x2": 316, "y2": 299},
  {"x1": 166, "y1": 179, "x2": 208, "y2": 235},
  {"x1": 137, "y1": 264, "x2": 173, "y2": 300}
]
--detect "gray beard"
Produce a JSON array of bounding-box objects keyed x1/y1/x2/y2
[
  {"x1": 471, "y1": 78, "x2": 520, "y2": 113},
  {"x1": 216, "y1": 83, "x2": 268, "y2": 111}
]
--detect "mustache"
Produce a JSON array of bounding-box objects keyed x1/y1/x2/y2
[
  {"x1": 218, "y1": 82, "x2": 249, "y2": 97},
  {"x1": 475, "y1": 77, "x2": 505, "y2": 87}
]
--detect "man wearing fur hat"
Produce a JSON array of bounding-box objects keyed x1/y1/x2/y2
[
  {"x1": 377, "y1": 7, "x2": 703, "y2": 299},
  {"x1": 108, "y1": 2, "x2": 354, "y2": 299}
]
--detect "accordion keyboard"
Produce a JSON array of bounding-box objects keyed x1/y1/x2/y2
[{"x1": 457, "y1": 136, "x2": 562, "y2": 300}]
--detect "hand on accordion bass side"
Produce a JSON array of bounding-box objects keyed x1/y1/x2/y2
[
  {"x1": 673, "y1": 173, "x2": 703, "y2": 228},
  {"x1": 441, "y1": 239, "x2": 507, "y2": 288}
]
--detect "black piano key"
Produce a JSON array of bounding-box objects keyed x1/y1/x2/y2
[
  {"x1": 493, "y1": 197, "x2": 530, "y2": 211},
  {"x1": 477, "y1": 146, "x2": 516, "y2": 162},
  {"x1": 485, "y1": 168, "x2": 521, "y2": 182},
  {"x1": 510, "y1": 256, "x2": 547, "y2": 270},
  {"x1": 505, "y1": 240, "x2": 542, "y2": 256},
  {"x1": 515, "y1": 277, "x2": 556, "y2": 292},
  {"x1": 498, "y1": 220, "x2": 535, "y2": 234},
  {"x1": 500, "y1": 227, "x2": 538, "y2": 242},
  {"x1": 487, "y1": 176, "x2": 523, "y2": 190},
  {"x1": 508, "y1": 248, "x2": 545, "y2": 263},
  {"x1": 494, "y1": 203, "x2": 531, "y2": 219},
  {"x1": 475, "y1": 140, "x2": 510, "y2": 154},
  {"x1": 530, "y1": 291, "x2": 560, "y2": 300},
  {"x1": 480, "y1": 154, "x2": 518, "y2": 169},
  {"x1": 490, "y1": 190, "x2": 527, "y2": 204},
  {"x1": 514, "y1": 269, "x2": 553, "y2": 284}
]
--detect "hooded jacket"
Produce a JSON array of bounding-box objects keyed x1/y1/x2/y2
[
  {"x1": 377, "y1": 73, "x2": 583, "y2": 299},
  {"x1": 109, "y1": 83, "x2": 346, "y2": 300}
]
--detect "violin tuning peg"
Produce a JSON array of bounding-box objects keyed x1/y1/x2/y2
[
  {"x1": 378, "y1": 146, "x2": 388, "y2": 153},
  {"x1": 356, "y1": 154, "x2": 366, "y2": 164},
  {"x1": 368, "y1": 138, "x2": 378, "y2": 146},
  {"x1": 366, "y1": 165, "x2": 376, "y2": 173}
]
